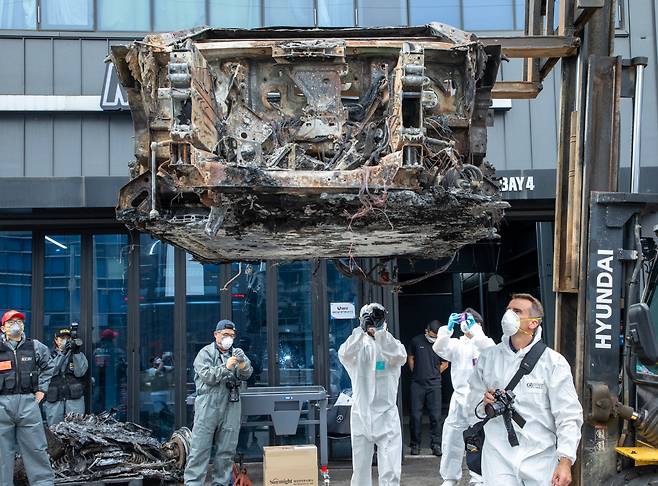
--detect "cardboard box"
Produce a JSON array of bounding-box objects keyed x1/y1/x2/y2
[{"x1": 263, "y1": 445, "x2": 318, "y2": 486}]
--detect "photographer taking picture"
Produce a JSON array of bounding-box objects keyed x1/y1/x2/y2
[
  {"x1": 467, "y1": 294, "x2": 583, "y2": 486},
  {"x1": 44, "y1": 324, "x2": 88, "y2": 426},
  {"x1": 184, "y1": 319, "x2": 252, "y2": 486}
]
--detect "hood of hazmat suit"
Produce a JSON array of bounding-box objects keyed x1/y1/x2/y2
[{"x1": 467, "y1": 327, "x2": 583, "y2": 484}]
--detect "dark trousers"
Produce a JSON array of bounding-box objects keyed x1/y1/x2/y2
[{"x1": 409, "y1": 380, "x2": 443, "y2": 448}]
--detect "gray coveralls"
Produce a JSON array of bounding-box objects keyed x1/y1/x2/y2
[
  {"x1": 184, "y1": 344, "x2": 253, "y2": 486},
  {"x1": 0, "y1": 335, "x2": 55, "y2": 486},
  {"x1": 43, "y1": 349, "x2": 88, "y2": 426}
]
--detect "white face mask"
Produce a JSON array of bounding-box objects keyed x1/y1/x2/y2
[
  {"x1": 426, "y1": 334, "x2": 436, "y2": 343},
  {"x1": 460, "y1": 321, "x2": 471, "y2": 335},
  {"x1": 220, "y1": 336, "x2": 234, "y2": 350},
  {"x1": 501, "y1": 309, "x2": 521, "y2": 337},
  {"x1": 6, "y1": 323, "x2": 22, "y2": 338}
]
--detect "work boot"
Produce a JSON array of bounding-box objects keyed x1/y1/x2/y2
[
  {"x1": 432, "y1": 445, "x2": 442, "y2": 456},
  {"x1": 410, "y1": 445, "x2": 420, "y2": 455},
  {"x1": 442, "y1": 480, "x2": 458, "y2": 486}
]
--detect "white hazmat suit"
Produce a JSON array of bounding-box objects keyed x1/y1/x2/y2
[
  {"x1": 433, "y1": 322, "x2": 494, "y2": 485},
  {"x1": 338, "y1": 323, "x2": 407, "y2": 486},
  {"x1": 467, "y1": 327, "x2": 583, "y2": 486}
]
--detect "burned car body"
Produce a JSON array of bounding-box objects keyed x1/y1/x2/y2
[{"x1": 112, "y1": 24, "x2": 505, "y2": 261}]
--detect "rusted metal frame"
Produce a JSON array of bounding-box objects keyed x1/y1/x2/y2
[
  {"x1": 525, "y1": 0, "x2": 543, "y2": 87},
  {"x1": 574, "y1": 0, "x2": 605, "y2": 34},
  {"x1": 196, "y1": 36, "x2": 580, "y2": 60}
]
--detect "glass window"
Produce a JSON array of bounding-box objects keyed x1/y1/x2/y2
[
  {"x1": 0, "y1": 0, "x2": 36, "y2": 29},
  {"x1": 44, "y1": 235, "x2": 81, "y2": 345},
  {"x1": 231, "y1": 262, "x2": 268, "y2": 387},
  {"x1": 92, "y1": 235, "x2": 129, "y2": 420},
  {"x1": 40, "y1": 0, "x2": 93, "y2": 30},
  {"x1": 317, "y1": 0, "x2": 354, "y2": 27},
  {"x1": 185, "y1": 255, "x2": 221, "y2": 425},
  {"x1": 264, "y1": 0, "x2": 314, "y2": 27},
  {"x1": 153, "y1": 0, "x2": 206, "y2": 31},
  {"x1": 409, "y1": 0, "x2": 460, "y2": 27},
  {"x1": 358, "y1": 0, "x2": 407, "y2": 27},
  {"x1": 515, "y1": 0, "x2": 525, "y2": 30},
  {"x1": 327, "y1": 263, "x2": 359, "y2": 399},
  {"x1": 463, "y1": 0, "x2": 514, "y2": 31},
  {"x1": 277, "y1": 261, "x2": 313, "y2": 385},
  {"x1": 139, "y1": 236, "x2": 176, "y2": 441},
  {"x1": 210, "y1": 0, "x2": 261, "y2": 28},
  {"x1": 98, "y1": 0, "x2": 150, "y2": 31},
  {"x1": 0, "y1": 232, "x2": 32, "y2": 335}
]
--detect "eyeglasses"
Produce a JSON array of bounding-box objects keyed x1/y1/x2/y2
[{"x1": 5, "y1": 319, "x2": 23, "y2": 326}]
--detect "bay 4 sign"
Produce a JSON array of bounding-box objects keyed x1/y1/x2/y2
[{"x1": 500, "y1": 175, "x2": 536, "y2": 192}]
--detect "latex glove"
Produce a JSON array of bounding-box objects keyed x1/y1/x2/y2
[
  {"x1": 447, "y1": 313, "x2": 461, "y2": 332},
  {"x1": 232, "y1": 348, "x2": 246, "y2": 363}
]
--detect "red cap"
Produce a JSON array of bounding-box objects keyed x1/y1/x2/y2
[
  {"x1": 2, "y1": 310, "x2": 25, "y2": 325},
  {"x1": 101, "y1": 328, "x2": 119, "y2": 339}
]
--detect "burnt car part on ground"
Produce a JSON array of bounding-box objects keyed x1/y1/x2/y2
[
  {"x1": 112, "y1": 24, "x2": 507, "y2": 262},
  {"x1": 14, "y1": 413, "x2": 191, "y2": 485}
]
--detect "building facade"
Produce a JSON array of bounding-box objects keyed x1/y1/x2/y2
[{"x1": 0, "y1": 0, "x2": 656, "y2": 455}]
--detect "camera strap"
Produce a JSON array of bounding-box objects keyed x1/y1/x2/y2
[{"x1": 504, "y1": 340, "x2": 548, "y2": 392}]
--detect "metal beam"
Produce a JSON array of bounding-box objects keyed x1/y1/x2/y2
[
  {"x1": 480, "y1": 35, "x2": 580, "y2": 58},
  {"x1": 491, "y1": 81, "x2": 542, "y2": 99}
]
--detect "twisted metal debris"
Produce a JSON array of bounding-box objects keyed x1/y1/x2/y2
[{"x1": 14, "y1": 413, "x2": 190, "y2": 484}]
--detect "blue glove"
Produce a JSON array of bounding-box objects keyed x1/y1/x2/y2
[
  {"x1": 447, "y1": 313, "x2": 461, "y2": 332},
  {"x1": 465, "y1": 314, "x2": 477, "y2": 330}
]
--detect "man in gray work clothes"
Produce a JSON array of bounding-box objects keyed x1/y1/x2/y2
[
  {"x1": 184, "y1": 319, "x2": 253, "y2": 486},
  {"x1": 0, "y1": 309, "x2": 55, "y2": 486}
]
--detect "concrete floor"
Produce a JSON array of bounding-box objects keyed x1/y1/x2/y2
[{"x1": 240, "y1": 452, "x2": 473, "y2": 485}]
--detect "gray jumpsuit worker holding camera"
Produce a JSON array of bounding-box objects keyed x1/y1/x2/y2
[
  {"x1": 43, "y1": 326, "x2": 88, "y2": 425},
  {"x1": 184, "y1": 320, "x2": 253, "y2": 486},
  {"x1": 0, "y1": 310, "x2": 55, "y2": 486}
]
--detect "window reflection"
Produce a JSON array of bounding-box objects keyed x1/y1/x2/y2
[
  {"x1": 0, "y1": 0, "x2": 36, "y2": 29},
  {"x1": 98, "y1": 0, "x2": 150, "y2": 31},
  {"x1": 0, "y1": 232, "x2": 32, "y2": 335},
  {"x1": 153, "y1": 0, "x2": 206, "y2": 31},
  {"x1": 358, "y1": 0, "x2": 407, "y2": 27},
  {"x1": 139, "y1": 236, "x2": 175, "y2": 441},
  {"x1": 409, "y1": 0, "x2": 460, "y2": 27},
  {"x1": 41, "y1": 0, "x2": 93, "y2": 30},
  {"x1": 264, "y1": 0, "x2": 314, "y2": 27},
  {"x1": 92, "y1": 235, "x2": 129, "y2": 420},
  {"x1": 210, "y1": 0, "x2": 261, "y2": 28},
  {"x1": 463, "y1": 0, "x2": 514, "y2": 31},
  {"x1": 327, "y1": 263, "x2": 359, "y2": 399},
  {"x1": 231, "y1": 262, "x2": 268, "y2": 387},
  {"x1": 277, "y1": 261, "x2": 313, "y2": 385},
  {"x1": 317, "y1": 0, "x2": 354, "y2": 27},
  {"x1": 185, "y1": 255, "x2": 221, "y2": 426},
  {"x1": 44, "y1": 235, "x2": 81, "y2": 343}
]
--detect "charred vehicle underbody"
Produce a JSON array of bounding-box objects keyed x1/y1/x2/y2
[{"x1": 112, "y1": 24, "x2": 506, "y2": 262}]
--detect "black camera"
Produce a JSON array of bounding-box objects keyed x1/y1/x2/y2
[
  {"x1": 69, "y1": 322, "x2": 83, "y2": 351},
  {"x1": 483, "y1": 389, "x2": 526, "y2": 447},
  {"x1": 360, "y1": 305, "x2": 387, "y2": 331},
  {"x1": 226, "y1": 376, "x2": 240, "y2": 402},
  {"x1": 484, "y1": 389, "x2": 516, "y2": 419}
]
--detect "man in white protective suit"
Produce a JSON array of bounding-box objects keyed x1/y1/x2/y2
[
  {"x1": 433, "y1": 308, "x2": 495, "y2": 486},
  {"x1": 338, "y1": 302, "x2": 407, "y2": 486},
  {"x1": 467, "y1": 294, "x2": 583, "y2": 486}
]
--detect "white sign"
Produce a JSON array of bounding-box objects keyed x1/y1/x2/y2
[
  {"x1": 330, "y1": 302, "x2": 356, "y2": 320},
  {"x1": 500, "y1": 175, "x2": 535, "y2": 192}
]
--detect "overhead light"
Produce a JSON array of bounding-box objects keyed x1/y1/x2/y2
[{"x1": 45, "y1": 236, "x2": 67, "y2": 250}]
